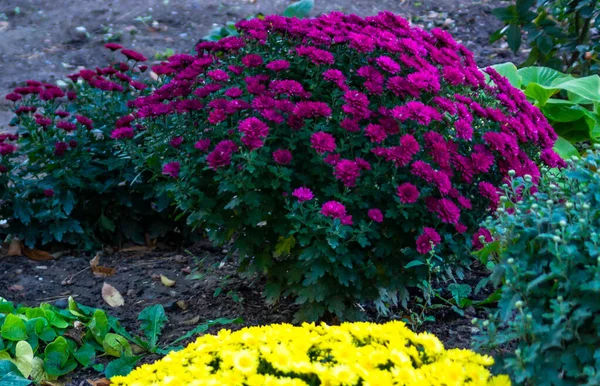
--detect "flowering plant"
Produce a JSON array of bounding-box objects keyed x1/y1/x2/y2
[
  {"x1": 473, "y1": 149, "x2": 600, "y2": 385},
  {"x1": 112, "y1": 321, "x2": 510, "y2": 386},
  {"x1": 120, "y1": 12, "x2": 560, "y2": 320},
  {"x1": 1, "y1": 45, "x2": 184, "y2": 249}
]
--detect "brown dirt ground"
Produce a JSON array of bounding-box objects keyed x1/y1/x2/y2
[{"x1": 0, "y1": 0, "x2": 516, "y2": 384}]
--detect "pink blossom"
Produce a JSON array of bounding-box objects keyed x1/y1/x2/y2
[
  {"x1": 321, "y1": 201, "x2": 347, "y2": 219},
  {"x1": 365, "y1": 124, "x2": 387, "y2": 143},
  {"x1": 111, "y1": 127, "x2": 134, "y2": 139},
  {"x1": 396, "y1": 183, "x2": 420, "y2": 204},
  {"x1": 169, "y1": 136, "x2": 184, "y2": 148},
  {"x1": 368, "y1": 208, "x2": 384, "y2": 223},
  {"x1": 206, "y1": 140, "x2": 237, "y2": 170},
  {"x1": 162, "y1": 162, "x2": 180, "y2": 178},
  {"x1": 334, "y1": 160, "x2": 361, "y2": 187},
  {"x1": 310, "y1": 132, "x2": 336, "y2": 154},
  {"x1": 54, "y1": 142, "x2": 68, "y2": 156},
  {"x1": 375, "y1": 56, "x2": 401, "y2": 74},
  {"x1": 273, "y1": 149, "x2": 292, "y2": 165},
  {"x1": 416, "y1": 227, "x2": 442, "y2": 254},
  {"x1": 241, "y1": 54, "x2": 264, "y2": 67},
  {"x1": 194, "y1": 139, "x2": 211, "y2": 151},
  {"x1": 292, "y1": 187, "x2": 314, "y2": 202},
  {"x1": 265, "y1": 60, "x2": 290, "y2": 71},
  {"x1": 436, "y1": 198, "x2": 461, "y2": 224}
]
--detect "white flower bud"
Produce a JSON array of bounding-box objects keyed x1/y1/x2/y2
[
  {"x1": 531, "y1": 204, "x2": 539, "y2": 211},
  {"x1": 482, "y1": 320, "x2": 489, "y2": 327},
  {"x1": 553, "y1": 235, "x2": 561, "y2": 243},
  {"x1": 557, "y1": 296, "x2": 564, "y2": 302},
  {"x1": 506, "y1": 279, "x2": 511, "y2": 285},
  {"x1": 508, "y1": 169, "x2": 516, "y2": 176},
  {"x1": 524, "y1": 174, "x2": 532, "y2": 182},
  {"x1": 546, "y1": 199, "x2": 554, "y2": 206},
  {"x1": 594, "y1": 143, "x2": 600, "y2": 150},
  {"x1": 526, "y1": 313, "x2": 533, "y2": 320},
  {"x1": 559, "y1": 220, "x2": 567, "y2": 228},
  {"x1": 507, "y1": 258, "x2": 515, "y2": 265},
  {"x1": 471, "y1": 318, "x2": 478, "y2": 325},
  {"x1": 571, "y1": 156, "x2": 579, "y2": 162},
  {"x1": 565, "y1": 202, "x2": 574, "y2": 210},
  {"x1": 583, "y1": 203, "x2": 590, "y2": 210},
  {"x1": 515, "y1": 300, "x2": 523, "y2": 309},
  {"x1": 500, "y1": 196, "x2": 508, "y2": 203}
]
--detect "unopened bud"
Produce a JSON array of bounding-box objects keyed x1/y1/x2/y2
[
  {"x1": 500, "y1": 196, "x2": 508, "y2": 203},
  {"x1": 515, "y1": 300, "x2": 524, "y2": 309},
  {"x1": 553, "y1": 235, "x2": 561, "y2": 243},
  {"x1": 506, "y1": 279, "x2": 511, "y2": 285},
  {"x1": 507, "y1": 258, "x2": 515, "y2": 265},
  {"x1": 565, "y1": 202, "x2": 574, "y2": 209},
  {"x1": 531, "y1": 204, "x2": 539, "y2": 211},
  {"x1": 508, "y1": 169, "x2": 516, "y2": 176},
  {"x1": 526, "y1": 313, "x2": 532, "y2": 320},
  {"x1": 583, "y1": 203, "x2": 590, "y2": 210},
  {"x1": 547, "y1": 199, "x2": 554, "y2": 206},
  {"x1": 524, "y1": 174, "x2": 532, "y2": 182},
  {"x1": 471, "y1": 318, "x2": 478, "y2": 325},
  {"x1": 482, "y1": 320, "x2": 489, "y2": 327},
  {"x1": 559, "y1": 220, "x2": 567, "y2": 228},
  {"x1": 557, "y1": 296, "x2": 564, "y2": 302}
]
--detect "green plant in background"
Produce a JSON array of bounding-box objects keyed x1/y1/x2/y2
[
  {"x1": 491, "y1": 62, "x2": 600, "y2": 157},
  {"x1": 201, "y1": 0, "x2": 314, "y2": 41},
  {"x1": 491, "y1": 0, "x2": 599, "y2": 75},
  {"x1": 473, "y1": 150, "x2": 600, "y2": 385}
]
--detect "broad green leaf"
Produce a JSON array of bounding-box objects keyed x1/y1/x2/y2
[
  {"x1": 0, "y1": 360, "x2": 21, "y2": 377},
  {"x1": 138, "y1": 305, "x2": 167, "y2": 350},
  {"x1": 404, "y1": 260, "x2": 425, "y2": 269},
  {"x1": 448, "y1": 283, "x2": 472, "y2": 305},
  {"x1": 506, "y1": 23, "x2": 522, "y2": 52},
  {"x1": 102, "y1": 333, "x2": 132, "y2": 358},
  {"x1": 553, "y1": 137, "x2": 580, "y2": 160},
  {"x1": 73, "y1": 343, "x2": 96, "y2": 367},
  {"x1": 12, "y1": 341, "x2": 33, "y2": 379},
  {"x1": 29, "y1": 357, "x2": 47, "y2": 384},
  {"x1": 1, "y1": 315, "x2": 27, "y2": 341},
  {"x1": 43, "y1": 337, "x2": 77, "y2": 377},
  {"x1": 282, "y1": 0, "x2": 314, "y2": 19},
  {"x1": 519, "y1": 66, "x2": 567, "y2": 87},
  {"x1": 0, "y1": 372, "x2": 31, "y2": 385},
  {"x1": 541, "y1": 99, "x2": 586, "y2": 122},
  {"x1": 88, "y1": 310, "x2": 109, "y2": 345},
  {"x1": 43, "y1": 311, "x2": 68, "y2": 329},
  {"x1": 105, "y1": 356, "x2": 140, "y2": 378},
  {"x1": 553, "y1": 114, "x2": 597, "y2": 143},
  {"x1": 490, "y1": 62, "x2": 522, "y2": 88},
  {"x1": 518, "y1": 67, "x2": 600, "y2": 106}
]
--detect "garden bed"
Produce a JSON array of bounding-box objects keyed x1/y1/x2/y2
[{"x1": 0, "y1": 243, "x2": 492, "y2": 385}]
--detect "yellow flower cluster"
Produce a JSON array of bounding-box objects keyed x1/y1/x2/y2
[{"x1": 111, "y1": 321, "x2": 510, "y2": 386}]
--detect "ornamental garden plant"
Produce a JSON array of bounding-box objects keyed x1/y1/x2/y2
[
  {"x1": 1, "y1": 45, "x2": 186, "y2": 249},
  {"x1": 112, "y1": 321, "x2": 511, "y2": 386},
  {"x1": 117, "y1": 11, "x2": 563, "y2": 321},
  {"x1": 473, "y1": 149, "x2": 600, "y2": 386}
]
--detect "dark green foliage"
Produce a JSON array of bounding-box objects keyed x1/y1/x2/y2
[
  {"x1": 491, "y1": 0, "x2": 599, "y2": 75},
  {"x1": 473, "y1": 150, "x2": 600, "y2": 385}
]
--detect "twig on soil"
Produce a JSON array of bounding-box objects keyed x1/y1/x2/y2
[{"x1": 36, "y1": 294, "x2": 78, "y2": 302}]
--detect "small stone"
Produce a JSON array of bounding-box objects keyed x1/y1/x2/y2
[{"x1": 54, "y1": 299, "x2": 68, "y2": 309}]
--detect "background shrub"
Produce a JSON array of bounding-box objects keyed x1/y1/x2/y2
[
  {"x1": 491, "y1": 0, "x2": 599, "y2": 75},
  {"x1": 1, "y1": 46, "x2": 185, "y2": 249},
  {"x1": 118, "y1": 12, "x2": 561, "y2": 321},
  {"x1": 473, "y1": 150, "x2": 600, "y2": 385}
]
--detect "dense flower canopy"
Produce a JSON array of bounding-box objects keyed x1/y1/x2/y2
[{"x1": 111, "y1": 321, "x2": 510, "y2": 386}]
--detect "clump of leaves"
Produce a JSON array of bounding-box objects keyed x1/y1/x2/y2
[
  {"x1": 491, "y1": 0, "x2": 599, "y2": 75},
  {"x1": 0, "y1": 297, "x2": 137, "y2": 384},
  {"x1": 0, "y1": 298, "x2": 242, "y2": 384},
  {"x1": 491, "y1": 63, "x2": 600, "y2": 155},
  {"x1": 473, "y1": 149, "x2": 600, "y2": 385}
]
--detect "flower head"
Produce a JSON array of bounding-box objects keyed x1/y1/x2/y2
[
  {"x1": 310, "y1": 132, "x2": 336, "y2": 154},
  {"x1": 162, "y1": 161, "x2": 181, "y2": 178},
  {"x1": 368, "y1": 208, "x2": 384, "y2": 223},
  {"x1": 292, "y1": 187, "x2": 314, "y2": 202},
  {"x1": 321, "y1": 201, "x2": 347, "y2": 219},
  {"x1": 416, "y1": 227, "x2": 442, "y2": 254},
  {"x1": 273, "y1": 149, "x2": 292, "y2": 165}
]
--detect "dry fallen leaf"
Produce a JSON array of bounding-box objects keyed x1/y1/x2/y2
[
  {"x1": 87, "y1": 378, "x2": 111, "y2": 386},
  {"x1": 7, "y1": 239, "x2": 23, "y2": 256},
  {"x1": 180, "y1": 315, "x2": 200, "y2": 325},
  {"x1": 23, "y1": 247, "x2": 54, "y2": 261},
  {"x1": 176, "y1": 300, "x2": 188, "y2": 310},
  {"x1": 160, "y1": 274, "x2": 176, "y2": 287},
  {"x1": 119, "y1": 245, "x2": 156, "y2": 253},
  {"x1": 101, "y1": 282, "x2": 124, "y2": 307},
  {"x1": 89, "y1": 253, "x2": 116, "y2": 277},
  {"x1": 8, "y1": 284, "x2": 24, "y2": 292}
]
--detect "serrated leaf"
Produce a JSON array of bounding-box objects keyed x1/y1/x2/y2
[
  {"x1": 448, "y1": 283, "x2": 472, "y2": 305},
  {"x1": 105, "y1": 356, "x2": 140, "y2": 379},
  {"x1": 138, "y1": 305, "x2": 167, "y2": 350},
  {"x1": 273, "y1": 236, "x2": 296, "y2": 257}
]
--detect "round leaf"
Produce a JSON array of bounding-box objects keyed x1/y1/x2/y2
[{"x1": 1, "y1": 315, "x2": 28, "y2": 341}]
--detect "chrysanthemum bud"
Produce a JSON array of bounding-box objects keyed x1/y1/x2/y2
[
  {"x1": 565, "y1": 202, "x2": 573, "y2": 210},
  {"x1": 583, "y1": 203, "x2": 590, "y2": 210},
  {"x1": 471, "y1": 318, "x2": 478, "y2": 325},
  {"x1": 507, "y1": 258, "x2": 515, "y2": 265},
  {"x1": 482, "y1": 320, "x2": 489, "y2": 327},
  {"x1": 546, "y1": 199, "x2": 553, "y2": 206},
  {"x1": 515, "y1": 300, "x2": 523, "y2": 309},
  {"x1": 559, "y1": 220, "x2": 567, "y2": 228},
  {"x1": 557, "y1": 296, "x2": 563, "y2": 302},
  {"x1": 508, "y1": 169, "x2": 516, "y2": 176},
  {"x1": 553, "y1": 235, "x2": 561, "y2": 243},
  {"x1": 524, "y1": 174, "x2": 532, "y2": 182}
]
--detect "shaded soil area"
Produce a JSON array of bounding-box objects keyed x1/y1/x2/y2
[
  {"x1": 0, "y1": 242, "x2": 494, "y2": 385},
  {"x1": 0, "y1": 0, "x2": 525, "y2": 128}
]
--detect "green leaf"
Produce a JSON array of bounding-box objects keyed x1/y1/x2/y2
[
  {"x1": 404, "y1": 260, "x2": 425, "y2": 269},
  {"x1": 170, "y1": 317, "x2": 243, "y2": 346},
  {"x1": 99, "y1": 215, "x2": 116, "y2": 232},
  {"x1": 0, "y1": 372, "x2": 31, "y2": 386},
  {"x1": 138, "y1": 305, "x2": 168, "y2": 350},
  {"x1": 61, "y1": 190, "x2": 75, "y2": 215},
  {"x1": 105, "y1": 356, "x2": 140, "y2": 378},
  {"x1": 43, "y1": 310, "x2": 68, "y2": 329},
  {"x1": 506, "y1": 24, "x2": 522, "y2": 52},
  {"x1": 273, "y1": 236, "x2": 296, "y2": 257},
  {"x1": 282, "y1": 0, "x2": 314, "y2": 18},
  {"x1": 102, "y1": 333, "x2": 132, "y2": 358},
  {"x1": 448, "y1": 283, "x2": 472, "y2": 305},
  {"x1": 13, "y1": 341, "x2": 34, "y2": 379},
  {"x1": 73, "y1": 343, "x2": 96, "y2": 367},
  {"x1": 0, "y1": 360, "x2": 22, "y2": 378},
  {"x1": 519, "y1": 67, "x2": 600, "y2": 106},
  {"x1": 553, "y1": 137, "x2": 580, "y2": 160},
  {"x1": 43, "y1": 337, "x2": 77, "y2": 377},
  {"x1": 490, "y1": 62, "x2": 522, "y2": 88},
  {"x1": 88, "y1": 309, "x2": 109, "y2": 345},
  {"x1": 1, "y1": 315, "x2": 28, "y2": 341}
]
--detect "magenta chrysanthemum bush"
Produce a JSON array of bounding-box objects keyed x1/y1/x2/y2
[
  {"x1": 1, "y1": 46, "x2": 185, "y2": 248},
  {"x1": 120, "y1": 12, "x2": 561, "y2": 320}
]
